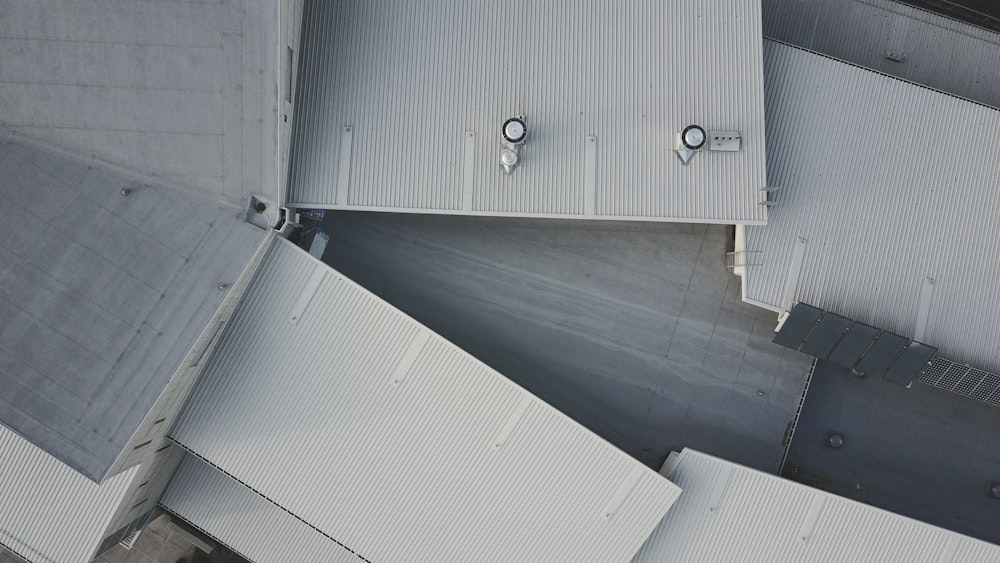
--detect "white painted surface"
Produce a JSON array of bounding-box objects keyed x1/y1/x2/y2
[
  {"x1": 162, "y1": 456, "x2": 366, "y2": 563},
  {"x1": 745, "y1": 40, "x2": 1000, "y2": 372},
  {"x1": 632, "y1": 449, "x2": 1000, "y2": 562},
  {"x1": 0, "y1": 424, "x2": 139, "y2": 563},
  {"x1": 172, "y1": 234, "x2": 681, "y2": 563},
  {"x1": 288, "y1": 0, "x2": 768, "y2": 224}
]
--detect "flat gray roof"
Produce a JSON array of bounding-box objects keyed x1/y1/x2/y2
[
  {"x1": 0, "y1": 136, "x2": 265, "y2": 481},
  {"x1": 0, "y1": 0, "x2": 282, "y2": 206},
  {"x1": 315, "y1": 212, "x2": 813, "y2": 473},
  {"x1": 784, "y1": 360, "x2": 1000, "y2": 546}
]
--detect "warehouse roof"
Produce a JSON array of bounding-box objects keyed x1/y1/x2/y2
[
  {"x1": 0, "y1": 424, "x2": 140, "y2": 563},
  {"x1": 633, "y1": 449, "x2": 1000, "y2": 562},
  {"x1": 741, "y1": 40, "x2": 1000, "y2": 372},
  {"x1": 287, "y1": 0, "x2": 770, "y2": 224},
  {"x1": 0, "y1": 136, "x2": 265, "y2": 481},
  {"x1": 162, "y1": 455, "x2": 366, "y2": 563},
  {"x1": 170, "y1": 233, "x2": 681, "y2": 563},
  {"x1": 0, "y1": 0, "x2": 283, "y2": 206}
]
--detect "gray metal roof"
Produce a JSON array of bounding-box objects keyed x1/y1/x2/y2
[
  {"x1": 287, "y1": 0, "x2": 769, "y2": 224},
  {"x1": 741, "y1": 40, "x2": 1000, "y2": 372},
  {"x1": 0, "y1": 424, "x2": 140, "y2": 563},
  {"x1": 762, "y1": 0, "x2": 1000, "y2": 109},
  {"x1": 0, "y1": 0, "x2": 284, "y2": 206},
  {"x1": 161, "y1": 455, "x2": 366, "y2": 563},
  {"x1": 632, "y1": 449, "x2": 1000, "y2": 562},
  {"x1": 0, "y1": 136, "x2": 266, "y2": 481},
  {"x1": 171, "y1": 233, "x2": 681, "y2": 563}
]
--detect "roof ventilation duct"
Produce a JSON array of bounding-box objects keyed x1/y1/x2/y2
[
  {"x1": 500, "y1": 116, "x2": 527, "y2": 174},
  {"x1": 675, "y1": 124, "x2": 742, "y2": 164}
]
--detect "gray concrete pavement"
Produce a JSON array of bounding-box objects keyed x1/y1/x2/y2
[
  {"x1": 317, "y1": 211, "x2": 812, "y2": 472},
  {"x1": 96, "y1": 513, "x2": 248, "y2": 563},
  {"x1": 784, "y1": 360, "x2": 1000, "y2": 545}
]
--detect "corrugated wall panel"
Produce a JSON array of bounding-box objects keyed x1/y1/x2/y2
[
  {"x1": 171, "y1": 234, "x2": 680, "y2": 563},
  {"x1": 286, "y1": 0, "x2": 768, "y2": 224},
  {"x1": 633, "y1": 449, "x2": 1000, "y2": 562},
  {"x1": 744, "y1": 40, "x2": 1000, "y2": 372},
  {"x1": 161, "y1": 456, "x2": 365, "y2": 563},
  {"x1": 0, "y1": 425, "x2": 139, "y2": 563}
]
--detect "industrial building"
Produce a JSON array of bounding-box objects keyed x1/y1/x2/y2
[{"x1": 0, "y1": 0, "x2": 998, "y2": 562}]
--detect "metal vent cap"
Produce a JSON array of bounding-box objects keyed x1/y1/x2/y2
[
  {"x1": 681, "y1": 124, "x2": 706, "y2": 150},
  {"x1": 502, "y1": 117, "x2": 527, "y2": 143}
]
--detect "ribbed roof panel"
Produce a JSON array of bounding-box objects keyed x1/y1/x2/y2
[
  {"x1": 287, "y1": 0, "x2": 768, "y2": 224},
  {"x1": 0, "y1": 424, "x2": 139, "y2": 563},
  {"x1": 172, "y1": 234, "x2": 680, "y2": 563},
  {"x1": 745, "y1": 40, "x2": 1000, "y2": 371},
  {"x1": 161, "y1": 456, "x2": 365, "y2": 563},
  {"x1": 633, "y1": 449, "x2": 1000, "y2": 562}
]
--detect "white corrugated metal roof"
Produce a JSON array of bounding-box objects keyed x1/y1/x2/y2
[
  {"x1": 0, "y1": 424, "x2": 139, "y2": 563},
  {"x1": 161, "y1": 455, "x2": 366, "y2": 563},
  {"x1": 170, "y1": 233, "x2": 681, "y2": 563},
  {"x1": 287, "y1": 0, "x2": 769, "y2": 224},
  {"x1": 633, "y1": 449, "x2": 1000, "y2": 563},
  {"x1": 742, "y1": 40, "x2": 1000, "y2": 371}
]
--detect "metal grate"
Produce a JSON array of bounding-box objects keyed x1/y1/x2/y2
[
  {"x1": 725, "y1": 251, "x2": 763, "y2": 270},
  {"x1": 955, "y1": 369, "x2": 987, "y2": 396},
  {"x1": 918, "y1": 356, "x2": 1000, "y2": 408},
  {"x1": 119, "y1": 528, "x2": 141, "y2": 550},
  {"x1": 920, "y1": 358, "x2": 951, "y2": 385},
  {"x1": 988, "y1": 386, "x2": 1000, "y2": 407},
  {"x1": 938, "y1": 362, "x2": 971, "y2": 391},
  {"x1": 972, "y1": 373, "x2": 1000, "y2": 402}
]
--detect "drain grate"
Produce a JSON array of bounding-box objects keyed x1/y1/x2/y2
[{"x1": 119, "y1": 528, "x2": 142, "y2": 550}]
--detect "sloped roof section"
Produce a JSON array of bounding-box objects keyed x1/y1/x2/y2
[
  {"x1": 633, "y1": 449, "x2": 1000, "y2": 562},
  {"x1": 171, "y1": 233, "x2": 681, "y2": 563},
  {"x1": 287, "y1": 0, "x2": 769, "y2": 224},
  {"x1": 0, "y1": 136, "x2": 266, "y2": 481},
  {"x1": 0, "y1": 424, "x2": 140, "y2": 563},
  {"x1": 162, "y1": 455, "x2": 367, "y2": 563},
  {"x1": 743, "y1": 40, "x2": 1000, "y2": 371},
  {"x1": 0, "y1": 0, "x2": 282, "y2": 205},
  {"x1": 762, "y1": 0, "x2": 1000, "y2": 109}
]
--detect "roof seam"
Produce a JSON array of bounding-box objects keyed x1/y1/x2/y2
[
  {"x1": 165, "y1": 438, "x2": 375, "y2": 563},
  {"x1": 761, "y1": 36, "x2": 1000, "y2": 111}
]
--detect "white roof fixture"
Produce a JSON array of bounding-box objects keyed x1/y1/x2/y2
[
  {"x1": 676, "y1": 124, "x2": 742, "y2": 165},
  {"x1": 502, "y1": 117, "x2": 527, "y2": 144},
  {"x1": 681, "y1": 125, "x2": 707, "y2": 150},
  {"x1": 500, "y1": 116, "x2": 527, "y2": 174}
]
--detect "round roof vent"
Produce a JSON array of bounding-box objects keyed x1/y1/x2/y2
[
  {"x1": 500, "y1": 149, "x2": 519, "y2": 166},
  {"x1": 681, "y1": 124, "x2": 706, "y2": 150},
  {"x1": 502, "y1": 117, "x2": 527, "y2": 144}
]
